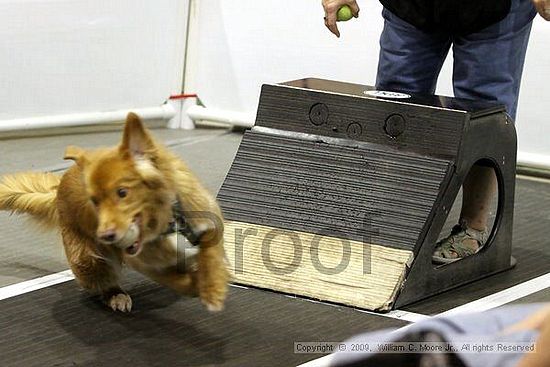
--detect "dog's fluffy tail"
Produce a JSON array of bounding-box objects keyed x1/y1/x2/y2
[{"x1": 0, "y1": 172, "x2": 60, "y2": 228}]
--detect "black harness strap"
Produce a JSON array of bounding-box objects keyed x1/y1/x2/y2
[{"x1": 163, "y1": 199, "x2": 203, "y2": 247}]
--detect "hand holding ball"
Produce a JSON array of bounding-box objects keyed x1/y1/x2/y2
[
  {"x1": 337, "y1": 5, "x2": 354, "y2": 22},
  {"x1": 323, "y1": 2, "x2": 358, "y2": 37}
]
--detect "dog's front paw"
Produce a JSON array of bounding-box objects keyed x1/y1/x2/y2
[
  {"x1": 107, "y1": 293, "x2": 133, "y2": 312},
  {"x1": 196, "y1": 243, "x2": 229, "y2": 312},
  {"x1": 198, "y1": 267, "x2": 228, "y2": 312},
  {"x1": 201, "y1": 292, "x2": 226, "y2": 312}
]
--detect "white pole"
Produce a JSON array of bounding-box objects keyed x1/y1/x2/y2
[
  {"x1": 186, "y1": 105, "x2": 255, "y2": 128},
  {"x1": 0, "y1": 104, "x2": 176, "y2": 132},
  {"x1": 517, "y1": 151, "x2": 550, "y2": 171}
]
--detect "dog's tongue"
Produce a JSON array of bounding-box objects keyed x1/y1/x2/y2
[{"x1": 126, "y1": 241, "x2": 141, "y2": 255}]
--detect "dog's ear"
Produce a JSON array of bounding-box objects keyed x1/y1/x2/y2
[
  {"x1": 119, "y1": 112, "x2": 156, "y2": 158},
  {"x1": 64, "y1": 145, "x2": 88, "y2": 167},
  {"x1": 121, "y1": 113, "x2": 165, "y2": 188}
]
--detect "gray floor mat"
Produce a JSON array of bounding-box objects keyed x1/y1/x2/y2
[{"x1": 0, "y1": 271, "x2": 405, "y2": 367}]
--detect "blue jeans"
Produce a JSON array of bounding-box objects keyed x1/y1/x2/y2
[{"x1": 376, "y1": 0, "x2": 537, "y2": 120}]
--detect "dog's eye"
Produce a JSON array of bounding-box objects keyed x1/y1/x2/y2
[
  {"x1": 117, "y1": 188, "x2": 128, "y2": 198},
  {"x1": 90, "y1": 197, "x2": 99, "y2": 207}
]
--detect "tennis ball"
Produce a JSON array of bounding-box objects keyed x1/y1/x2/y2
[{"x1": 337, "y1": 5, "x2": 354, "y2": 22}]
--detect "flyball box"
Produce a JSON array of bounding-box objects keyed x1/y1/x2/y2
[{"x1": 217, "y1": 78, "x2": 516, "y2": 311}]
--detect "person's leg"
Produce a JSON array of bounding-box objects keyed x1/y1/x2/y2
[
  {"x1": 460, "y1": 165, "x2": 497, "y2": 232},
  {"x1": 452, "y1": 0, "x2": 537, "y2": 121},
  {"x1": 433, "y1": 0, "x2": 536, "y2": 263},
  {"x1": 375, "y1": 8, "x2": 451, "y2": 94},
  {"x1": 456, "y1": 0, "x2": 536, "y2": 230}
]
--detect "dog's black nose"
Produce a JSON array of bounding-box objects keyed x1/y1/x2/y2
[{"x1": 98, "y1": 230, "x2": 117, "y2": 243}]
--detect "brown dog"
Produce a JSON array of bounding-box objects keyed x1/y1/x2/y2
[{"x1": 0, "y1": 113, "x2": 228, "y2": 312}]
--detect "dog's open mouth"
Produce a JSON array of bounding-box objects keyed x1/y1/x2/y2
[
  {"x1": 118, "y1": 216, "x2": 142, "y2": 256},
  {"x1": 125, "y1": 240, "x2": 141, "y2": 256}
]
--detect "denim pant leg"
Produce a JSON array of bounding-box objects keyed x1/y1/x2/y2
[
  {"x1": 452, "y1": 0, "x2": 537, "y2": 120},
  {"x1": 376, "y1": 8, "x2": 452, "y2": 95}
]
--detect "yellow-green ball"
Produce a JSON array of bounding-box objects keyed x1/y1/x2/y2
[{"x1": 337, "y1": 5, "x2": 353, "y2": 22}]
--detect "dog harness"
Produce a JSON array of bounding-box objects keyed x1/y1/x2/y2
[{"x1": 163, "y1": 199, "x2": 203, "y2": 247}]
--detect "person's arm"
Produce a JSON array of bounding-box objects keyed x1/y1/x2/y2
[
  {"x1": 321, "y1": 0, "x2": 360, "y2": 37},
  {"x1": 532, "y1": 0, "x2": 550, "y2": 21},
  {"x1": 516, "y1": 311, "x2": 550, "y2": 367},
  {"x1": 499, "y1": 305, "x2": 550, "y2": 367}
]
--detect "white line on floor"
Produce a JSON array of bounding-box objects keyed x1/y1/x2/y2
[
  {"x1": 437, "y1": 272, "x2": 550, "y2": 317},
  {"x1": 0, "y1": 269, "x2": 430, "y2": 325},
  {"x1": 516, "y1": 174, "x2": 550, "y2": 184},
  {"x1": 297, "y1": 354, "x2": 334, "y2": 367},
  {"x1": 378, "y1": 309, "x2": 430, "y2": 323},
  {"x1": 2, "y1": 270, "x2": 549, "y2": 311},
  {"x1": 0, "y1": 270, "x2": 429, "y2": 322},
  {"x1": 0, "y1": 270, "x2": 74, "y2": 301},
  {"x1": 7, "y1": 269, "x2": 546, "y2": 321}
]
